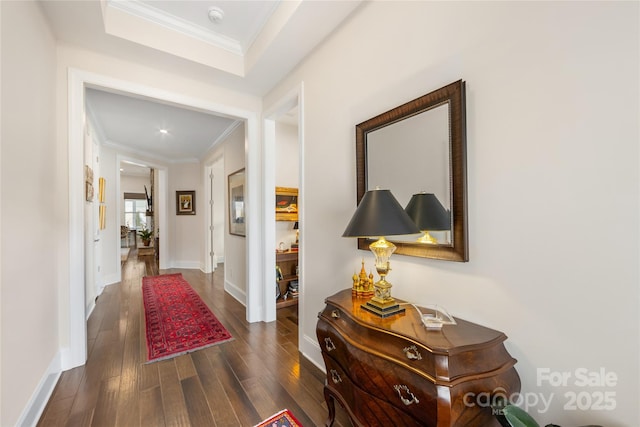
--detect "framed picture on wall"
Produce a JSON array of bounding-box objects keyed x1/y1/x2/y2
[
  {"x1": 176, "y1": 190, "x2": 196, "y2": 215},
  {"x1": 98, "y1": 177, "x2": 106, "y2": 203},
  {"x1": 275, "y1": 187, "x2": 298, "y2": 221},
  {"x1": 85, "y1": 182, "x2": 94, "y2": 202},
  {"x1": 228, "y1": 168, "x2": 246, "y2": 236}
]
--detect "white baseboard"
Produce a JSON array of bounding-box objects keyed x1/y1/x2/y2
[
  {"x1": 224, "y1": 279, "x2": 246, "y2": 307},
  {"x1": 300, "y1": 333, "x2": 324, "y2": 373},
  {"x1": 16, "y1": 352, "x2": 62, "y2": 427},
  {"x1": 102, "y1": 272, "x2": 121, "y2": 286},
  {"x1": 171, "y1": 260, "x2": 201, "y2": 269},
  {"x1": 86, "y1": 300, "x2": 96, "y2": 320}
]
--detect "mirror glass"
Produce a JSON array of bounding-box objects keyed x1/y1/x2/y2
[{"x1": 356, "y1": 80, "x2": 468, "y2": 261}]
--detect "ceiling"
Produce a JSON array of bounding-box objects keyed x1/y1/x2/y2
[{"x1": 39, "y1": 0, "x2": 361, "y2": 171}]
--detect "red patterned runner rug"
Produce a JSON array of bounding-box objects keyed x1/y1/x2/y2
[
  {"x1": 142, "y1": 273, "x2": 233, "y2": 363},
  {"x1": 253, "y1": 409, "x2": 303, "y2": 427}
]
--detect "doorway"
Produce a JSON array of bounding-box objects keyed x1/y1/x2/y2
[
  {"x1": 263, "y1": 84, "x2": 304, "y2": 332},
  {"x1": 66, "y1": 69, "x2": 261, "y2": 370},
  {"x1": 204, "y1": 156, "x2": 225, "y2": 273}
]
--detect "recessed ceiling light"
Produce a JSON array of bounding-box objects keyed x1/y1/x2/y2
[{"x1": 160, "y1": 129, "x2": 168, "y2": 134}]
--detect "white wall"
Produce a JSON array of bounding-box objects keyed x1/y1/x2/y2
[
  {"x1": 265, "y1": 2, "x2": 639, "y2": 425},
  {"x1": 83, "y1": 122, "x2": 98, "y2": 311},
  {"x1": 203, "y1": 124, "x2": 247, "y2": 301},
  {"x1": 222, "y1": 125, "x2": 247, "y2": 300},
  {"x1": 99, "y1": 146, "x2": 119, "y2": 286},
  {"x1": 169, "y1": 162, "x2": 202, "y2": 269},
  {"x1": 0, "y1": 2, "x2": 59, "y2": 425}
]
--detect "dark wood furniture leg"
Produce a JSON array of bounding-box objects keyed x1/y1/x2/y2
[{"x1": 324, "y1": 385, "x2": 336, "y2": 427}]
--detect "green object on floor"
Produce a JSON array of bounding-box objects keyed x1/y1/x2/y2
[{"x1": 502, "y1": 405, "x2": 541, "y2": 427}]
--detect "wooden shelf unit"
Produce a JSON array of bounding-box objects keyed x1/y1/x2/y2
[{"x1": 276, "y1": 250, "x2": 298, "y2": 309}]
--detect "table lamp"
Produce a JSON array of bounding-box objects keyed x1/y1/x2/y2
[
  {"x1": 342, "y1": 188, "x2": 419, "y2": 317},
  {"x1": 405, "y1": 192, "x2": 451, "y2": 244}
]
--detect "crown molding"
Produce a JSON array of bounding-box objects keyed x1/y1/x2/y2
[
  {"x1": 103, "y1": 139, "x2": 199, "y2": 164},
  {"x1": 207, "y1": 120, "x2": 242, "y2": 152},
  {"x1": 107, "y1": 0, "x2": 243, "y2": 55}
]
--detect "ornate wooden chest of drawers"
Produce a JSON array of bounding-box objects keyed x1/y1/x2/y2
[{"x1": 316, "y1": 289, "x2": 520, "y2": 427}]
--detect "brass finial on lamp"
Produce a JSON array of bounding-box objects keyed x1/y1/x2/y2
[
  {"x1": 342, "y1": 188, "x2": 419, "y2": 317},
  {"x1": 405, "y1": 192, "x2": 450, "y2": 244}
]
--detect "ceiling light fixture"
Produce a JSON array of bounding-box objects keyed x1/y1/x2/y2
[
  {"x1": 208, "y1": 6, "x2": 224, "y2": 23},
  {"x1": 159, "y1": 129, "x2": 168, "y2": 134}
]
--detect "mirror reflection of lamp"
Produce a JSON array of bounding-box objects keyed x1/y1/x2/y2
[
  {"x1": 342, "y1": 188, "x2": 419, "y2": 317},
  {"x1": 405, "y1": 192, "x2": 451, "y2": 244}
]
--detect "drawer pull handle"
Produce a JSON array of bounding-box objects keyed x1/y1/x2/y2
[
  {"x1": 330, "y1": 369, "x2": 342, "y2": 384},
  {"x1": 394, "y1": 385, "x2": 419, "y2": 406},
  {"x1": 331, "y1": 310, "x2": 340, "y2": 319},
  {"x1": 403, "y1": 345, "x2": 422, "y2": 360},
  {"x1": 324, "y1": 337, "x2": 336, "y2": 352}
]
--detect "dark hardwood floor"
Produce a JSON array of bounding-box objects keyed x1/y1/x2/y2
[{"x1": 37, "y1": 248, "x2": 351, "y2": 426}]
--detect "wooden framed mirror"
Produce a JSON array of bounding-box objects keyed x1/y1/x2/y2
[{"x1": 356, "y1": 80, "x2": 468, "y2": 261}]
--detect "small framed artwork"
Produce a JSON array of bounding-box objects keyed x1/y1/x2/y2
[
  {"x1": 275, "y1": 187, "x2": 298, "y2": 221},
  {"x1": 228, "y1": 168, "x2": 246, "y2": 236},
  {"x1": 176, "y1": 190, "x2": 196, "y2": 215},
  {"x1": 98, "y1": 177, "x2": 105, "y2": 203},
  {"x1": 99, "y1": 204, "x2": 106, "y2": 230},
  {"x1": 85, "y1": 182, "x2": 94, "y2": 202},
  {"x1": 84, "y1": 165, "x2": 93, "y2": 183}
]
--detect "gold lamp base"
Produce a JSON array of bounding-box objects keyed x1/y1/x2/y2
[
  {"x1": 359, "y1": 237, "x2": 406, "y2": 318},
  {"x1": 361, "y1": 275, "x2": 405, "y2": 318},
  {"x1": 361, "y1": 300, "x2": 405, "y2": 317}
]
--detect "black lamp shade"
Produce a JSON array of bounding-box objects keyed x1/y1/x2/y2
[
  {"x1": 343, "y1": 189, "x2": 420, "y2": 238},
  {"x1": 293, "y1": 221, "x2": 298, "y2": 230},
  {"x1": 405, "y1": 193, "x2": 450, "y2": 231}
]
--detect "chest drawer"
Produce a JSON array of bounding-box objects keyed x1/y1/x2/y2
[
  {"x1": 322, "y1": 353, "x2": 430, "y2": 427},
  {"x1": 319, "y1": 316, "x2": 438, "y2": 421},
  {"x1": 319, "y1": 303, "x2": 438, "y2": 374}
]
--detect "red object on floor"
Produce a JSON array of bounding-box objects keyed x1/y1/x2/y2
[
  {"x1": 253, "y1": 409, "x2": 303, "y2": 427},
  {"x1": 142, "y1": 273, "x2": 233, "y2": 363}
]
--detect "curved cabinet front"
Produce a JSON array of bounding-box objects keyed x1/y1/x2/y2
[{"x1": 316, "y1": 289, "x2": 521, "y2": 427}]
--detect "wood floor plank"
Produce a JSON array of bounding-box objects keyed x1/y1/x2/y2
[
  {"x1": 64, "y1": 408, "x2": 94, "y2": 427},
  {"x1": 157, "y1": 359, "x2": 191, "y2": 426},
  {"x1": 38, "y1": 253, "x2": 346, "y2": 427},
  {"x1": 47, "y1": 366, "x2": 84, "y2": 403},
  {"x1": 138, "y1": 362, "x2": 159, "y2": 391},
  {"x1": 91, "y1": 376, "x2": 120, "y2": 427},
  {"x1": 205, "y1": 350, "x2": 261, "y2": 426},
  {"x1": 190, "y1": 350, "x2": 240, "y2": 427},
  {"x1": 66, "y1": 329, "x2": 114, "y2": 421},
  {"x1": 175, "y1": 354, "x2": 198, "y2": 380},
  {"x1": 240, "y1": 377, "x2": 277, "y2": 419},
  {"x1": 139, "y1": 386, "x2": 166, "y2": 427},
  {"x1": 114, "y1": 354, "x2": 140, "y2": 427},
  {"x1": 35, "y1": 395, "x2": 74, "y2": 427},
  {"x1": 181, "y1": 376, "x2": 216, "y2": 427}
]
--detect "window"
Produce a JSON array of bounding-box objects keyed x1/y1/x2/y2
[{"x1": 124, "y1": 195, "x2": 148, "y2": 230}]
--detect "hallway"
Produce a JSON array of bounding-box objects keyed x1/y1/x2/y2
[{"x1": 37, "y1": 255, "x2": 350, "y2": 426}]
